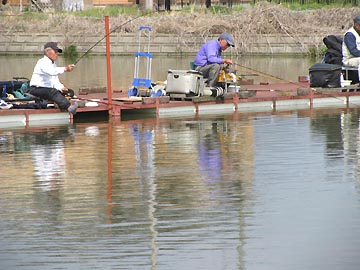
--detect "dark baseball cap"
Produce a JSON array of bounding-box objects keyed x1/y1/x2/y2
[
  {"x1": 44, "y1": 42, "x2": 63, "y2": 53},
  {"x1": 354, "y1": 16, "x2": 360, "y2": 25},
  {"x1": 219, "y1": 33, "x2": 235, "y2": 47}
]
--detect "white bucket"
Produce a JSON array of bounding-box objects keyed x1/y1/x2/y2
[
  {"x1": 341, "y1": 80, "x2": 352, "y2": 87},
  {"x1": 228, "y1": 85, "x2": 240, "y2": 93}
]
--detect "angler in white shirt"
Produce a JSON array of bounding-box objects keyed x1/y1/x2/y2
[{"x1": 29, "y1": 42, "x2": 78, "y2": 115}]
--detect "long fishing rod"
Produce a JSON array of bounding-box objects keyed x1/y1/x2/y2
[
  {"x1": 76, "y1": 96, "x2": 143, "y2": 109},
  {"x1": 73, "y1": 12, "x2": 151, "y2": 65},
  {"x1": 233, "y1": 62, "x2": 360, "y2": 108},
  {"x1": 233, "y1": 62, "x2": 294, "y2": 83}
]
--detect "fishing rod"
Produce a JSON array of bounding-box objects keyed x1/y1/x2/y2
[
  {"x1": 73, "y1": 11, "x2": 152, "y2": 65},
  {"x1": 75, "y1": 96, "x2": 143, "y2": 109},
  {"x1": 233, "y1": 70, "x2": 259, "y2": 77},
  {"x1": 233, "y1": 62, "x2": 293, "y2": 83},
  {"x1": 233, "y1": 62, "x2": 360, "y2": 108}
]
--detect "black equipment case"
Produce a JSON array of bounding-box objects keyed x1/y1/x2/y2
[{"x1": 309, "y1": 63, "x2": 342, "y2": 88}]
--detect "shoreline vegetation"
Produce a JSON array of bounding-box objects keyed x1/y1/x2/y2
[{"x1": 1, "y1": 2, "x2": 360, "y2": 56}]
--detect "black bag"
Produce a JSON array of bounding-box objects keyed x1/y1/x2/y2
[
  {"x1": 323, "y1": 35, "x2": 343, "y2": 66},
  {"x1": 309, "y1": 63, "x2": 342, "y2": 88}
]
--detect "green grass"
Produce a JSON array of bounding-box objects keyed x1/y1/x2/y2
[
  {"x1": 7, "y1": 5, "x2": 142, "y2": 19},
  {"x1": 178, "y1": 4, "x2": 244, "y2": 14},
  {"x1": 21, "y1": 10, "x2": 49, "y2": 20},
  {"x1": 72, "y1": 5, "x2": 141, "y2": 17},
  {"x1": 308, "y1": 44, "x2": 327, "y2": 57},
  {"x1": 283, "y1": 2, "x2": 356, "y2": 10}
]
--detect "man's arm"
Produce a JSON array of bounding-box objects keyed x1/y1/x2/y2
[
  {"x1": 207, "y1": 51, "x2": 222, "y2": 64},
  {"x1": 344, "y1": 32, "x2": 360, "y2": 57}
]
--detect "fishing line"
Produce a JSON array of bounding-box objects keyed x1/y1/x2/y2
[{"x1": 73, "y1": 11, "x2": 152, "y2": 65}]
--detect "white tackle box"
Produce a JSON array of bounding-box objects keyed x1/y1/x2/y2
[{"x1": 166, "y1": 70, "x2": 204, "y2": 96}]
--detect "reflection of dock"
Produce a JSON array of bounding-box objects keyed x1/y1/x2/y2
[
  {"x1": 10, "y1": 110, "x2": 345, "y2": 268},
  {"x1": 3, "y1": 80, "x2": 360, "y2": 128}
]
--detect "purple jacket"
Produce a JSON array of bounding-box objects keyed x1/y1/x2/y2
[{"x1": 194, "y1": 39, "x2": 222, "y2": 67}]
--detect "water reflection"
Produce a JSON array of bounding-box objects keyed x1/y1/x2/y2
[
  {"x1": 129, "y1": 122, "x2": 158, "y2": 268},
  {"x1": 30, "y1": 128, "x2": 74, "y2": 191},
  {"x1": 310, "y1": 109, "x2": 360, "y2": 195},
  {"x1": 1, "y1": 109, "x2": 360, "y2": 269}
]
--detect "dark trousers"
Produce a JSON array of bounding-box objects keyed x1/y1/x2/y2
[
  {"x1": 195, "y1": 63, "x2": 222, "y2": 87},
  {"x1": 29, "y1": 86, "x2": 70, "y2": 110}
]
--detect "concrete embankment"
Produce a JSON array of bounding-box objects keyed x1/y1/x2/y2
[{"x1": 0, "y1": 32, "x2": 330, "y2": 55}]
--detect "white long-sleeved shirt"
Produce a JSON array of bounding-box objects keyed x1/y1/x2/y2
[{"x1": 30, "y1": 56, "x2": 66, "y2": 90}]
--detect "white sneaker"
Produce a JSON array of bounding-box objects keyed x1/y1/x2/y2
[{"x1": 0, "y1": 99, "x2": 13, "y2": 109}]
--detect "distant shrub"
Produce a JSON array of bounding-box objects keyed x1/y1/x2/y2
[
  {"x1": 64, "y1": 44, "x2": 78, "y2": 59},
  {"x1": 308, "y1": 45, "x2": 327, "y2": 57}
]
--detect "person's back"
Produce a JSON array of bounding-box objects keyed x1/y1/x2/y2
[{"x1": 194, "y1": 39, "x2": 222, "y2": 67}]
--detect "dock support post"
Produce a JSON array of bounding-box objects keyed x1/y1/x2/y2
[
  {"x1": 105, "y1": 16, "x2": 113, "y2": 117},
  {"x1": 69, "y1": 113, "x2": 74, "y2": 123},
  {"x1": 25, "y1": 111, "x2": 29, "y2": 127},
  {"x1": 155, "y1": 98, "x2": 160, "y2": 117},
  {"x1": 111, "y1": 105, "x2": 121, "y2": 118},
  {"x1": 272, "y1": 98, "x2": 277, "y2": 112},
  {"x1": 309, "y1": 88, "x2": 314, "y2": 110},
  {"x1": 233, "y1": 93, "x2": 239, "y2": 112}
]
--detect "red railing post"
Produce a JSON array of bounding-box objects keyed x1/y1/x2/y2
[{"x1": 105, "y1": 16, "x2": 113, "y2": 115}]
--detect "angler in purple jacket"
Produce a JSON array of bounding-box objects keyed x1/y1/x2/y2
[{"x1": 193, "y1": 33, "x2": 235, "y2": 87}]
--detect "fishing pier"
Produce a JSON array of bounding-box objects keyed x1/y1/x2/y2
[
  {"x1": 2, "y1": 80, "x2": 360, "y2": 128},
  {"x1": 1, "y1": 16, "x2": 359, "y2": 128}
]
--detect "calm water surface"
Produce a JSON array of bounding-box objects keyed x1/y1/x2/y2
[{"x1": 1, "y1": 108, "x2": 360, "y2": 270}]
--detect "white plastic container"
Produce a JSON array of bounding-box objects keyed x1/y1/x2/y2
[
  {"x1": 228, "y1": 85, "x2": 240, "y2": 93},
  {"x1": 166, "y1": 70, "x2": 204, "y2": 96},
  {"x1": 341, "y1": 80, "x2": 352, "y2": 87}
]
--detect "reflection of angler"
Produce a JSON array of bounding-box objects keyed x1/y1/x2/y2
[
  {"x1": 197, "y1": 126, "x2": 223, "y2": 182},
  {"x1": 29, "y1": 128, "x2": 72, "y2": 191},
  {"x1": 31, "y1": 142, "x2": 66, "y2": 191},
  {"x1": 198, "y1": 141, "x2": 222, "y2": 182}
]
